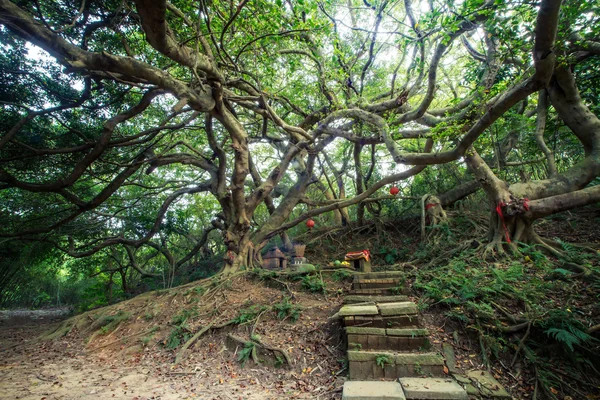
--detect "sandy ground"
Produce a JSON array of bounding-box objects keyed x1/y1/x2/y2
[{"x1": 0, "y1": 304, "x2": 343, "y2": 400}]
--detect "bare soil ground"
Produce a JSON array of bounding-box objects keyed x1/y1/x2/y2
[{"x1": 0, "y1": 275, "x2": 349, "y2": 400}]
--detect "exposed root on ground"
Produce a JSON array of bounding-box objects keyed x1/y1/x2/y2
[{"x1": 227, "y1": 333, "x2": 292, "y2": 367}]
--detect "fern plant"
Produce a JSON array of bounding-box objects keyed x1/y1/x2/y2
[
  {"x1": 375, "y1": 354, "x2": 392, "y2": 369},
  {"x1": 545, "y1": 326, "x2": 597, "y2": 352},
  {"x1": 273, "y1": 297, "x2": 302, "y2": 322},
  {"x1": 237, "y1": 341, "x2": 257, "y2": 367}
]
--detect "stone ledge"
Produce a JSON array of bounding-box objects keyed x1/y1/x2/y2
[
  {"x1": 347, "y1": 351, "x2": 444, "y2": 365},
  {"x1": 386, "y1": 328, "x2": 428, "y2": 337},
  {"x1": 344, "y1": 314, "x2": 419, "y2": 328},
  {"x1": 350, "y1": 288, "x2": 409, "y2": 295},
  {"x1": 399, "y1": 377, "x2": 468, "y2": 400},
  {"x1": 378, "y1": 302, "x2": 418, "y2": 316},
  {"x1": 347, "y1": 327, "x2": 387, "y2": 335},
  {"x1": 354, "y1": 272, "x2": 406, "y2": 280},
  {"x1": 345, "y1": 295, "x2": 409, "y2": 304},
  {"x1": 339, "y1": 304, "x2": 380, "y2": 317},
  {"x1": 343, "y1": 381, "x2": 406, "y2": 400}
]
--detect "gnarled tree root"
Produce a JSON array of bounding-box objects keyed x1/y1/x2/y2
[
  {"x1": 227, "y1": 333, "x2": 291, "y2": 366},
  {"x1": 175, "y1": 319, "x2": 235, "y2": 364}
]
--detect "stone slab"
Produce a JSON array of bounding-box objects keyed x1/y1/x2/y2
[
  {"x1": 465, "y1": 370, "x2": 511, "y2": 399},
  {"x1": 350, "y1": 288, "x2": 400, "y2": 295},
  {"x1": 347, "y1": 327, "x2": 387, "y2": 335},
  {"x1": 399, "y1": 378, "x2": 468, "y2": 400},
  {"x1": 343, "y1": 381, "x2": 406, "y2": 400},
  {"x1": 378, "y1": 302, "x2": 418, "y2": 316},
  {"x1": 386, "y1": 328, "x2": 428, "y2": 337},
  {"x1": 339, "y1": 304, "x2": 380, "y2": 317},
  {"x1": 344, "y1": 313, "x2": 420, "y2": 328},
  {"x1": 354, "y1": 272, "x2": 406, "y2": 280},
  {"x1": 345, "y1": 295, "x2": 409, "y2": 304},
  {"x1": 354, "y1": 278, "x2": 402, "y2": 284},
  {"x1": 442, "y1": 343, "x2": 458, "y2": 374},
  {"x1": 347, "y1": 351, "x2": 444, "y2": 365}
]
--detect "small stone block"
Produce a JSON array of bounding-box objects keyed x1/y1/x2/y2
[
  {"x1": 399, "y1": 378, "x2": 468, "y2": 400},
  {"x1": 367, "y1": 335, "x2": 380, "y2": 349},
  {"x1": 466, "y1": 370, "x2": 511, "y2": 398},
  {"x1": 339, "y1": 304, "x2": 379, "y2": 317},
  {"x1": 350, "y1": 361, "x2": 374, "y2": 380},
  {"x1": 378, "y1": 302, "x2": 418, "y2": 316},
  {"x1": 384, "y1": 363, "x2": 397, "y2": 379},
  {"x1": 373, "y1": 363, "x2": 385, "y2": 379},
  {"x1": 387, "y1": 336, "x2": 400, "y2": 349},
  {"x1": 343, "y1": 381, "x2": 406, "y2": 400}
]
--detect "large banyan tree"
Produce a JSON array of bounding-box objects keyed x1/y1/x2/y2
[{"x1": 1, "y1": 0, "x2": 600, "y2": 273}]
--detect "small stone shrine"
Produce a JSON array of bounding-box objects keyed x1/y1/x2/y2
[
  {"x1": 263, "y1": 247, "x2": 287, "y2": 270},
  {"x1": 344, "y1": 249, "x2": 372, "y2": 272}
]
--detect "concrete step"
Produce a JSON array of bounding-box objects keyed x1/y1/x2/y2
[
  {"x1": 348, "y1": 351, "x2": 445, "y2": 380},
  {"x1": 347, "y1": 327, "x2": 430, "y2": 351},
  {"x1": 344, "y1": 295, "x2": 409, "y2": 304},
  {"x1": 352, "y1": 278, "x2": 408, "y2": 291},
  {"x1": 399, "y1": 377, "x2": 468, "y2": 399},
  {"x1": 343, "y1": 381, "x2": 406, "y2": 400},
  {"x1": 353, "y1": 277, "x2": 402, "y2": 285},
  {"x1": 350, "y1": 287, "x2": 410, "y2": 295},
  {"x1": 342, "y1": 302, "x2": 420, "y2": 328},
  {"x1": 354, "y1": 272, "x2": 406, "y2": 280}
]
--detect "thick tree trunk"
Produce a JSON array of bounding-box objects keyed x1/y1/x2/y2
[
  {"x1": 354, "y1": 143, "x2": 366, "y2": 225},
  {"x1": 222, "y1": 226, "x2": 253, "y2": 274},
  {"x1": 465, "y1": 149, "x2": 553, "y2": 254}
]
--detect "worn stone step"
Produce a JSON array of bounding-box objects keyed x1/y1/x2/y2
[
  {"x1": 378, "y1": 302, "x2": 418, "y2": 316},
  {"x1": 342, "y1": 302, "x2": 420, "y2": 328},
  {"x1": 348, "y1": 351, "x2": 445, "y2": 380},
  {"x1": 350, "y1": 287, "x2": 410, "y2": 295},
  {"x1": 399, "y1": 378, "x2": 468, "y2": 400},
  {"x1": 352, "y1": 278, "x2": 407, "y2": 291},
  {"x1": 339, "y1": 304, "x2": 380, "y2": 317},
  {"x1": 353, "y1": 277, "x2": 403, "y2": 284},
  {"x1": 347, "y1": 327, "x2": 430, "y2": 351},
  {"x1": 343, "y1": 381, "x2": 406, "y2": 400},
  {"x1": 344, "y1": 314, "x2": 419, "y2": 329},
  {"x1": 344, "y1": 295, "x2": 409, "y2": 304},
  {"x1": 354, "y1": 272, "x2": 406, "y2": 280}
]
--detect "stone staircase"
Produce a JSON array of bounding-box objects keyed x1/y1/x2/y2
[{"x1": 341, "y1": 272, "x2": 468, "y2": 400}]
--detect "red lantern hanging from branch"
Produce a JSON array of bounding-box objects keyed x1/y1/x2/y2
[
  {"x1": 306, "y1": 219, "x2": 315, "y2": 229},
  {"x1": 390, "y1": 186, "x2": 400, "y2": 196}
]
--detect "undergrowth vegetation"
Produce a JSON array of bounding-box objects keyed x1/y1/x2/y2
[{"x1": 410, "y1": 213, "x2": 600, "y2": 399}]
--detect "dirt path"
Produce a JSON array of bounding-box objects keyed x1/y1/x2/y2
[{"x1": 0, "y1": 310, "x2": 340, "y2": 399}]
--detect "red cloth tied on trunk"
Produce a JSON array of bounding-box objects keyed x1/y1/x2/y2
[{"x1": 496, "y1": 202, "x2": 511, "y2": 243}]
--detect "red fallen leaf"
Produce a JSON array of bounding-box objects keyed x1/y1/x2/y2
[{"x1": 443, "y1": 366, "x2": 449, "y2": 374}]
